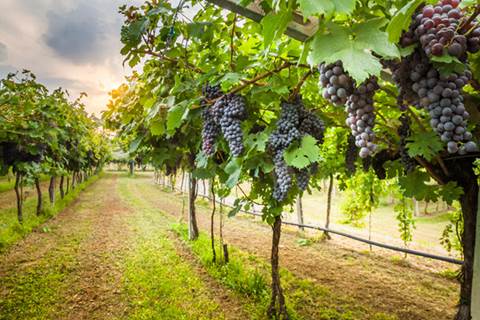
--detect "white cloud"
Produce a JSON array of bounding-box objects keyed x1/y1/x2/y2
[{"x1": 0, "y1": 0, "x2": 142, "y2": 115}]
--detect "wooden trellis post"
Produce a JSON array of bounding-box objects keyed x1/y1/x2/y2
[{"x1": 205, "y1": 0, "x2": 318, "y2": 42}]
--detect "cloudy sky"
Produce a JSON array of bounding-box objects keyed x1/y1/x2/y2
[{"x1": 0, "y1": 0, "x2": 145, "y2": 115}]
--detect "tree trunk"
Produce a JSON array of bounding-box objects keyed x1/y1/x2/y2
[
  {"x1": 35, "y1": 178, "x2": 43, "y2": 216},
  {"x1": 296, "y1": 195, "x2": 304, "y2": 232},
  {"x1": 268, "y1": 216, "x2": 289, "y2": 320},
  {"x1": 129, "y1": 161, "x2": 134, "y2": 175},
  {"x1": 48, "y1": 176, "x2": 55, "y2": 204},
  {"x1": 188, "y1": 172, "x2": 199, "y2": 240},
  {"x1": 59, "y1": 176, "x2": 65, "y2": 199},
  {"x1": 451, "y1": 159, "x2": 478, "y2": 320},
  {"x1": 472, "y1": 189, "x2": 480, "y2": 320},
  {"x1": 324, "y1": 174, "x2": 334, "y2": 239},
  {"x1": 71, "y1": 173, "x2": 76, "y2": 190},
  {"x1": 14, "y1": 172, "x2": 23, "y2": 223},
  {"x1": 66, "y1": 176, "x2": 70, "y2": 195},
  {"x1": 210, "y1": 179, "x2": 216, "y2": 263}
]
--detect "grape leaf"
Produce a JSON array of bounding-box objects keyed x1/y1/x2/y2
[
  {"x1": 386, "y1": 0, "x2": 423, "y2": 43},
  {"x1": 225, "y1": 158, "x2": 242, "y2": 188},
  {"x1": 261, "y1": 9, "x2": 292, "y2": 49},
  {"x1": 438, "y1": 182, "x2": 463, "y2": 205},
  {"x1": 297, "y1": 0, "x2": 334, "y2": 17},
  {"x1": 150, "y1": 120, "x2": 165, "y2": 136},
  {"x1": 284, "y1": 135, "x2": 320, "y2": 169},
  {"x1": 166, "y1": 101, "x2": 189, "y2": 133},
  {"x1": 398, "y1": 170, "x2": 439, "y2": 202},
  {"x1": 308, "y1": 21, "x2": 398, "y2": 83},
  {"x1": 406, "y1": 131, "x2": 443, "y2": 161}
]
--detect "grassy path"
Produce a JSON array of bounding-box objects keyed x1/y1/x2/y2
[
  {"x1": 0, "y1": 174, "x2": 248, "y2": 319},
  {"x1": 0, "y1": 173, "x2": 461, "y2": 320},
  {"x1": 135, "y1": 174, "x2": 460, "y2": 320}
]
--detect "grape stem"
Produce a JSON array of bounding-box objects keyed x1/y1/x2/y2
[
  {"x1": 460, "y1": 4, "x2": 480, "y2": 31},
  {"x1": 289, "y1": 70, "x2": 313, "y2": 100}
]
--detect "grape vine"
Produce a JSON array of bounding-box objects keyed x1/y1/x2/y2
[{"x1": 268, "y1": 97, "x2": 325, "y2": 201}]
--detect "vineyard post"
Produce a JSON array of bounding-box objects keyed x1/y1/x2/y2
[
  {"x1": 14, "y1": 171, "x2": 23, "y2": 223},
  {"x1": 59, "y1": 176, "x2": 65, "y2": 199},
  {"x1": 35, "y1": 178, "x2": 43, "y2": 216},
  {"x1": 296, "y1": 195, "x2": 304, "y2": 231},
  {"x1": 48, "y1": 176, "x2": 56, "y2": 204},
  {"x1": 324, "y1": 174, "x2": 334, "y2": 239}
]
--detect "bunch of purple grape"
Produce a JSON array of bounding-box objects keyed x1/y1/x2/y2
[
  {"x1": 201, "y1": 85, "x2": 247, "y2": 157},
  {"x1": 268, "y1": 97, "x2": 325, "y2": 201},
  {"x1": 402, "y1": 0, "x2": 479, "y2": 58},
  {"x1": 319, "y1": 61, "x2": 354, "y2": 106}
]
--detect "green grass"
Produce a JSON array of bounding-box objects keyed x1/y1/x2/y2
[
  {"x1": 170, "y1": 223, "x2": 398, "y2": 320},
  {"x1": 117, "y1": 177, "x2": 226, "y2": 320},
  {"x1": 0, "y1": 174, "x2": 100, "y2": 251},
  {"x1": 0, "y1": 174, "x2": 50, "y2": 193},
  {"x1": 0, "y1": 241, "x2": 82, "y2": 319}
]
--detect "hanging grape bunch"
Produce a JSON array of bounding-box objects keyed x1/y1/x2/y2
[
  {"x1": 392, "y1": 0, "x2": 479, "y2": 155},
  {"x1": 346, "y1": 77, "x2": 379, "y2": 158},
  {"x1": 201, "y1": 85, "x2": 247, "y2": 157},
  {"x1": 345, "y1": 134, "x2": 358, "y2": 175},
  {"x1": 398, "y1": 114, "x2": 417, "y2": 173},
  {"x1": 403, "y1": 0, "x2": 480, "y2": 58},
  {"x1": 268, "y1": 97, "x2": 325, "y2": 201},
  {"x1": 218, "y1": 94, "x2": 247, "y2": 157},
  {"x1": 201, "y1": 84, "x2": 223, "y2": 156},
  {"x1": 319, "y1": 61, "x2": 354, "y2": 106}
]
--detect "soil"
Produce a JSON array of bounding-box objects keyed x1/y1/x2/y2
[{"x1": 146, "y1": 175, "x2": 460, "y2": 320}]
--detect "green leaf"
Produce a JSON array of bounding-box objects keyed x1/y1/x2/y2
[
  {"x1": 431, "y1": 55, "x2": 466, "y2": 75},
  {"x1": 220, "y1": 73, "x2": 243, "y2": 91},
  {"x1": 398, "y1": 170, "x2": 439, "y2": 202},
  {"x1": 308, "y1": 21, "x2": 398, "y2": 83},
  {"x1": 150, "y1": 120, "x2": 165, "y2": 136},
  {"x1": 228, "y1": 199, "x2": 242, "y2": 217},
  {"x1": 406, "y1": 131, "x2": 443, "y2": 161},
  {"x1": 386, "y1": 0, "x2": 423, "y2": 43},
  {"x1": 297, "y1": 0, "x2": 334, "y2": 17},
  {"x1": 354, "y1": 18, "x2": 399, "y2": 58},
  {"x1": 121, "y1": 18, "x2": 149, "y2": 47},
  {"x1": 284, "y1": 135, "x2": 320, "y2": 169},
  {"x1": 438, "y1": 182, "x2": 463, "y2": 205},
  {"x1": 225, "y1": 158, "x2": 242, "y2": 189},
  {"x1": 129, "y1": 136, "x2": 143, "y2": 154},
  {"x1": 166, "y1": 102, "x2": 188, "y2": 133},
  {"x1": 261, "y1": 9, "x2": 292, "y2": 49}
]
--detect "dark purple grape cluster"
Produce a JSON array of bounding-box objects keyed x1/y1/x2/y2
[
  {"x1": 345, "y1": 78, "x2": 379, "y2": 158},
  {"x1": 218, "y1": 94, "x2": 247, "y2": 157},
  {"x1": 296, "y1": 168, "x2": 310, "y2": 191},
  {"x1": 201, "y1": 84, "x2": 223, "y2": 156},
  {"x1": 402, "y1": 0, "x2": 480, "y2": 58},
  {"x1": 398, "y1": 114, "x2": 417, "y2": 173},
  {"x1": 345, "y1": 134, "x2": 357, "y2": 175},
  {"x1": 268, "y1": 97, "x2": 325, "y2": 201},
  {"x1": 201, "y1": 85, "x2": 247, "y2": 157},
  {"x1": 319, "y1": 61, "x2": 354, "y2": 106},
  {"x1": 405, "y1": 53, "x2": 478, "y2": 154}
]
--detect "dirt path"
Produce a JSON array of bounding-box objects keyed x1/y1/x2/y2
[
  {"x1": 0, "y1": 174, "x2": 251, "y2": 320},
  {"x1": 138, "y1": 175, "x2": 460, "y2": 320}
]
